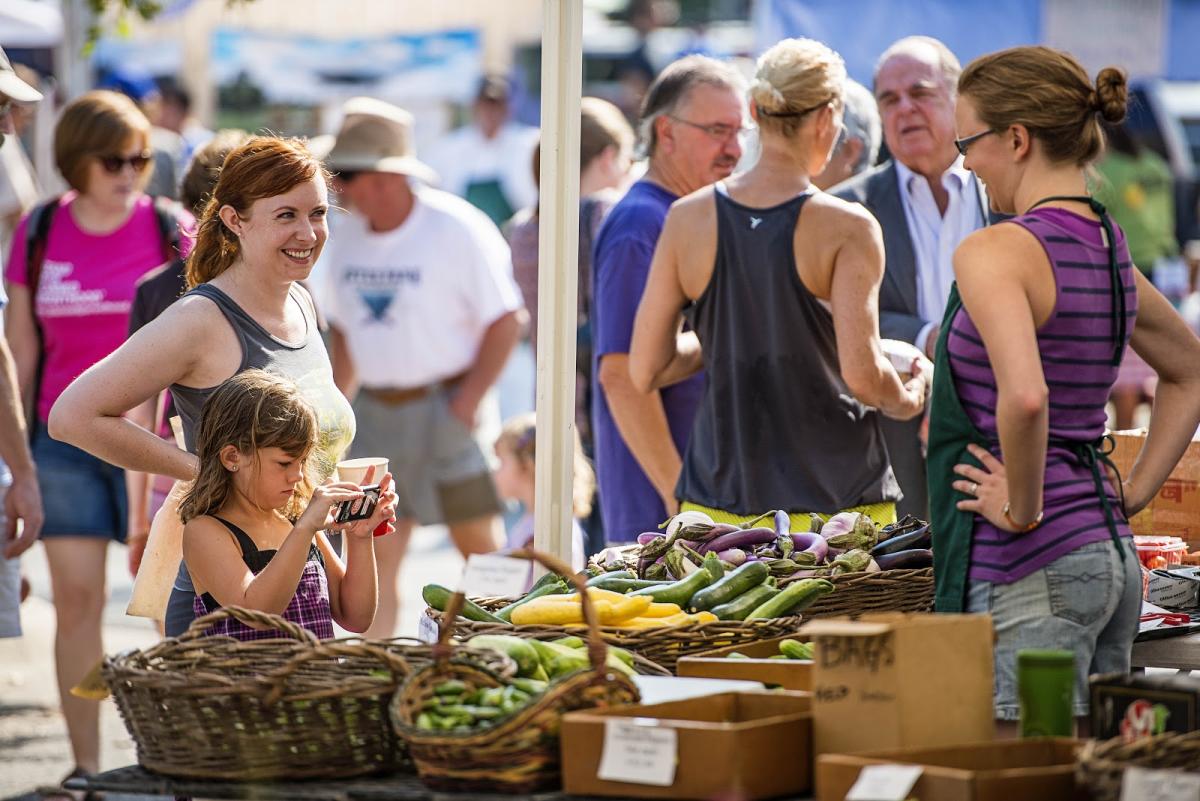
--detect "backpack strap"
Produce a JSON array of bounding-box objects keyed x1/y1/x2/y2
[
  {"x1": 151, "y1": 195, "x2": 185, "y2": 262},
  {"x1": 21, "y1": 197, "x2": 59, "y2": 439}
]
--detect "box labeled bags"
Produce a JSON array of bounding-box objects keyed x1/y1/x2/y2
[
  {"x1": 1090, "y1": 672, "x2": 1200, "y2": 741},
  {"x1": 1111, "y1": 429, "x2": 1200, "y2": 549},
  {"x1": 799, "y1": 613, "x2": 995, "y2": 757}
]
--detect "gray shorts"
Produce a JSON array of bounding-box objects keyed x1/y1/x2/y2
[
  {"x1": 352, "y1": 385, "x2": 501, "y2": 526},
  {"x1": 0, "y1": 484, "x2": 21, "y2": 639},
  {"x1": 967, "y1": 538, "x2": 1141, "y2": 720}
]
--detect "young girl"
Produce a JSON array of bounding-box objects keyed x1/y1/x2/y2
[
  {"x1": 180, "y1": 370, "x2": 395, "y2": 641},
  {"x1": 494, "y1": 413, "x2": 590, "y2": 582}
]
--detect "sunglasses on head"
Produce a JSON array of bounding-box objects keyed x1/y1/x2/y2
[{"x1": 98, "y1": 152, "x2": 152, "y2": 173}]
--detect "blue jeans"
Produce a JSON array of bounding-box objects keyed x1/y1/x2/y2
[{"x1": 966, "y1": 538, "x2": 1141, "y2": 720}]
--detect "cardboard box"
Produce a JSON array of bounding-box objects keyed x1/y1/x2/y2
[
  {"x1": 1111, "y1": 429, "x2": 1200, "y2": 548},
  {"x1": 799, "y1": 613, "x2": 995, "y2": 757},
  {"x1": 676, "y1": 635, "x2": 812, "y2": 691},
  {"x1": 1090, "y1": 672, "x2": 1200, "y2": 741},
  {"x1": 1146, "y1": 566, "x2": 1200, "y2": 609},
  {"x1": 815, "y1": 738, "x2": 1081, "y2": 801},
  {"x1": 561, "y1": 691, "x2": 812, "y2": 800}
]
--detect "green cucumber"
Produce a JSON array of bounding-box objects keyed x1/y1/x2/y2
[
  {"x1": 688, "y1": 562, "x2": 770, "y2": 611},
  {"x1": 779, "y1": 639, "x2": 815, "y2": 660},
  {"x1": 530, "y1": 570, "x2": 565, "y2": 592},
  {"x1": 587, "y1": 570, "x2": 634, "y2": 585},
  {"x1": 627, "y1": 565, "x2": 718, "y2": 606},
  {"x1": 466, "y1": 635, "x2": 540, "y2": 677},
  {"x1": 422, "y1": 584, "x2": 506, "y2": 624},
  {"x1": 709, "y1": 582, "x2": 780, "y2": 621},
  {"x1": 493, "y1": 581, "x2": 569, "y2": 622},
  {"x1": 746, "y1": 578, "x2": 835, "y2": 619},
  {"x1": 586, "y1": 577, "x2": 673, "y2": 593}
]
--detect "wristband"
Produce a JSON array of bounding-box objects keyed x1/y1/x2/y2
[{"x1": 1003, "y1": 501, "x2": 1043, "y2": 533}]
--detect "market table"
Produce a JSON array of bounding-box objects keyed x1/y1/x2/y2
[
  {"x1": 1133, "y1": 629, "x2": 1200, "y2": 673},
  {"x1": 68, "y1": 766, "x2": 814, "y2": 801}
]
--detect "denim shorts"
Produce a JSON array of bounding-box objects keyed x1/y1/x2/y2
[
  {"x1": 31, "y1": 423, "x2": 127, "y2": 541},
  {"x1": 967, "y1": 538, "x2": 1141, "y2": 720}
]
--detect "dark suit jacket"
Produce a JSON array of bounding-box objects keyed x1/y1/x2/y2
[{"x1": 831, "y1": 161, "x2": 998, "y2": 518}]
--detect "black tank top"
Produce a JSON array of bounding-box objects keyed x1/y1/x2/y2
[
  {"x1": 676, "y1": 184, "x2": 900, "y2": 514},
  {"x1": 196, "y1": 517, "x2": 324, "y2": 614}
]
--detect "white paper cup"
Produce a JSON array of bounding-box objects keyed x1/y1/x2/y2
[{"x1": 336, "y1": 457, "x2": 389, "y2": 486}]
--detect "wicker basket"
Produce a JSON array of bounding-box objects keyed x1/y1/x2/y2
[
  {"x1": 590, "y1": 543, "x2": 935, "y2": 621},
  {"x1": 393, "y1": 548, "x2": 640, "y2": 794},
  {"x1": 102, "y1": 606, "x2": 514, "y2": 781},
  {"x1": 1077, "y1": 731, "x2": 1200, "y2": 801}
]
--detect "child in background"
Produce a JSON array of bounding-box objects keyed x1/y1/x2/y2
[
  {"x1": 494, "y1": 413, "x2": 590, "y2": 581},
  {"x1": 180, "y1": 370, "x2": 396, "y2": 641}
]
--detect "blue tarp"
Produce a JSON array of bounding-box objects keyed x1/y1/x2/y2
[{"x1": 754, "y1": 0, "x2": 1200, "y2": 84}]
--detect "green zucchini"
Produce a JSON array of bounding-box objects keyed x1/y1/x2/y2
[
  {"x1": 465, "y1": 635, "x2": 540, "y2": 677},
  {"x1": 627, "y1": 565, "x2": 718, "y2": 606},
  {"x1": 586, "y1": 576, "x2": 673, "y2": 593},
  {"x1": 709, "y1": 582, "x2": 780, "y2": 621},
  {"x1": 421, "y1": 584, "x2": 506, "y2": 624},
  {"x1": 493, "y1": 581, "x2": 569, "y2": 621},
  {"x1": 587, "y1": 570, "x2": 634, "y2": 585},
  {"x1": 746, "y1": 578, "x2": 835, "y2": 619},
  {"x1": 688, "y1": 562, "x2": 770, "y2": 611}
]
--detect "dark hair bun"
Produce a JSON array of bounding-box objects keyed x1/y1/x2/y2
[{"x1": 1094, "y1": 67, "x2": 1128, "y2": 124}]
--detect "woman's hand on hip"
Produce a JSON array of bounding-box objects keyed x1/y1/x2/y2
[{"x1": 952, "y1": 444, "x2": 1022, "y2": 533}]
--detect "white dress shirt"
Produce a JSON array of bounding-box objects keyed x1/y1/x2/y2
[{"x1": 894, "y1": 157, "x2": 985, "y2": 353}]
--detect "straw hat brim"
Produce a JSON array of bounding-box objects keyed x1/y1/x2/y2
[{"x1": 324, "y1": 152, "x2": 438, "y2": 185}]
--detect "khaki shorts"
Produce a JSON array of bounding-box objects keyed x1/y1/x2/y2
[{"x1": 352, "y1": 385, "x2": 501, "y2": 526}]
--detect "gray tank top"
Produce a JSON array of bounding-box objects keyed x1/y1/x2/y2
[
  {"x1": 165, "y1": 283, "x2": 355, "y2": 617},
  {"x1": 676, "y1": 184, "x2": 900, "y2": 514}
]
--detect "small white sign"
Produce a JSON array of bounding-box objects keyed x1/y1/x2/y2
[
  {"x1": 460, "y1": 554, "x2": 530, "y2": 598},
  {"x1": 417, "y1": 613, "x2": 440, "y2": 644},
  {"x1": 596, "y1": 718, "x2": 678, "y2": 787},
  {"x1": 1121, "y1": 766, "x2": 1200, "y2": 801},
  {"x1": 845, "y1": 764, "x2": 923, "y2": 801}
]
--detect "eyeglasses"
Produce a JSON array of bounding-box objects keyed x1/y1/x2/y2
[
  {"x1": 954, "y1": 129, "x2": 998, "y2": 157},
  {"x1": 667, "y1": 115, "x2": 751, "y2": 143},
  {"x1": 98, "y1": 152, "x2": 152, "y2": 173}
]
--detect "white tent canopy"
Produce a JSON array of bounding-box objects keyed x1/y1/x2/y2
[{"x1": 0, "y1": 0, "x2": 63, "y2": 49}]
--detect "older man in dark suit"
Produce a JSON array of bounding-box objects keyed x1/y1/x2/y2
[{"x1": 832, "y1": 36, "x2": 996, "y2": 519}]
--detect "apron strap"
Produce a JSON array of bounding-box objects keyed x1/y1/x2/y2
[{"x1": 1056, "y1": 434, "x2": 1128, "y2": 560}]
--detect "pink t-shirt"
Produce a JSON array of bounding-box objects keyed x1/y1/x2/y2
[{"x1": 4, "y1": 193, "x2": 194, "y2": 422}]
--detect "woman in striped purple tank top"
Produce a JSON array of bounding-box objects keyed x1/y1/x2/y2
[{"x1": 927, "y1": 47, "x2": 1200, "y2": 728}]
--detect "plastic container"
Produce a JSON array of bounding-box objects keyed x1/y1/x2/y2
[
  {"x1": 1017, "y1": 649, "x2": 1076, "y2": 738},
  {"x1": 1134, "y1": 536, "x2": 1188, "y2": 570}
]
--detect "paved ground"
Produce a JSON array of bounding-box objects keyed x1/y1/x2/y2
[{"x1": 0, "y1": 527, "x2": 463, "y2": 801}]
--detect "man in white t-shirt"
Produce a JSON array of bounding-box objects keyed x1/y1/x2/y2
[
  {"x1": 319, "y1": 99, "x2": 525, "y2": 638},
  {"x1": 426, "y1": 76, "x2": 539, "y2": 227}
]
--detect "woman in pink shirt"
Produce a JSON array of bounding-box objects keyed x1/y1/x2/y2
[{"x1": 2, "y1": 90, "x2": 192, "y2": 790}]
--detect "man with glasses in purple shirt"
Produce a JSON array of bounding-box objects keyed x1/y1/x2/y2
[{"x1": 592, "y1": 55, "x2": 746, "y2": 544}]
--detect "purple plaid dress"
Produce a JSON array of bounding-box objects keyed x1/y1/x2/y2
[{"x1": 191, "y1": 518, "x2": 335, "y2": 641}]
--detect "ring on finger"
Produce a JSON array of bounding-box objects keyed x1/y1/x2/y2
[{"x1": 968, "y1": 482, "x2": 978, "y2": 496}]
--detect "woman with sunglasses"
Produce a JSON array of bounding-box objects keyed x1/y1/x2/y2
[
  {"x1": 2, "y1": 89, "x2": 192, "y2": 790},
  {"x1": 928, "y1": 47, "x2": 1200, "y2": 731},
  {"x1": 629, "y1": 38, "x2": 927, "y2": 534}
]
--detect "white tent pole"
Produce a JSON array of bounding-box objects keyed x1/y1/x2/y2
[{"x1": 533, "y1": 0, "x2": 583, "y2": 567}]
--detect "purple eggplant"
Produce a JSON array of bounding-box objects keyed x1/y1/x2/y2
[
  {"x1": 637, "y1": 531, "x2": 665, "y2": 546},
  {"x1": 717, "y1": 548, "x2": 747, "y2": 566},
  {"x1": 875, "y1": 548, "x2": 934, "y2": 570},
  {"x1": 789, "y1": 532, "x2": 829, "y2": 565},
  {"x1": 774, "y1": 510, "x2": 790, "y2": 535},
  {"x1": 699, "y1": 526, "x2": 778, "y2": 555},
  {"x1": 870, "y1": 524, "x2": 931, "y2": 557}
]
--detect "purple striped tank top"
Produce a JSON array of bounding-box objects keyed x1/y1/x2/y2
[{"x1": 946, "y1": 207, "x2": 1136, "y2": 584}]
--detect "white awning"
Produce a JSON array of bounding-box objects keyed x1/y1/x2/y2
[{"x1": 0, "y1": 0, "x2": 64, "y2": 49}]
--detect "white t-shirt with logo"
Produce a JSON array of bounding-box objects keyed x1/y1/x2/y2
[{"x1": 317, "y1": 187, "x2": 524, "y2": 389}]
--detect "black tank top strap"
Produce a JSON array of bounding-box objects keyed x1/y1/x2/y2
[{"x1": 212, "y1": 517, "x2": 274, "y2": 573}]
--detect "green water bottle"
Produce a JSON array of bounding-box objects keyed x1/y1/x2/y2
[{"x1": 1017, "y1": 649, "x2": 1075, "y2": 737}]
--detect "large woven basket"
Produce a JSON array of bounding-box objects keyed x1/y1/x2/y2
[
  {"x1": 591, "y1": 543, "x2": 934, "y2": 621},
  {"x1": 394, "y1": 548, "x2": 640, "y2": 794},
  {"x1": 429, "y1": 604, "x2": 802, "y2": 673},
  {"x1": 102, "y1": 606, "x2": 514, "y2": 781},
  {"x1": 1077, "y1": 731, "x2": 1200, "y2": 801}
]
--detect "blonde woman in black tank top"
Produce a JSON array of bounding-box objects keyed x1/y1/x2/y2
[{"x1": 629, "y1": 38, "x2": 928, "y2": 528}]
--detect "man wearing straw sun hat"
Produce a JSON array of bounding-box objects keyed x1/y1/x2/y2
[{"x1": 316, "y1": 97, "x2": 526, "y2": 638}]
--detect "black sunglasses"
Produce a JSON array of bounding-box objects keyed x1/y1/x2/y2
[
  {"x1": 954, "y1": 129, "x2": 998, "y2": 157},
  {"x1": 99, "y1": 152, "x2": 152, "y2": 173},
  {"x1": 335, "y1": 170, "x2": 360, "y2": 184}
]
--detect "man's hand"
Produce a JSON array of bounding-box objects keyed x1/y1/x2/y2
[
  {"x1": 3, "y1": 473, "x2": 43, "y2": 559},
  {"x1": 448, "y1": 387, "x2": 482, "y2": 430},
  {"x1": 923, "y1": 323, "x2": 940, "y2": 360}
]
